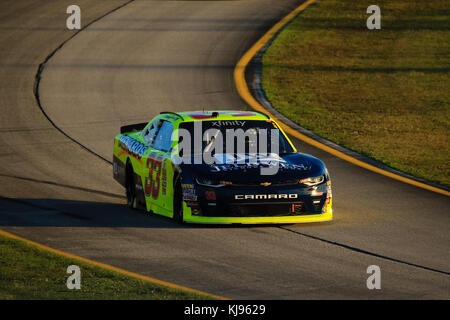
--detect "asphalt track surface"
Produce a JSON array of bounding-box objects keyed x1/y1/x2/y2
[{"x1": 0, "y1": 0, "x2": 449, "y2": 299}]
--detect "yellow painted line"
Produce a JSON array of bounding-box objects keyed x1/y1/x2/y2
[
  {"x1": 234, "y1": 0, "x2": 450, "y2": 197},
  {"x1": 0, "y1": 228, "x2": 228, "y2": 300}
]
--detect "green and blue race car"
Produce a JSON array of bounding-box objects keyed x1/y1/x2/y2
[{"x1": 113, "y1": 110, "x2": 332, "y2": 224}]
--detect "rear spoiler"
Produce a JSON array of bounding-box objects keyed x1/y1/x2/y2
[{"x1": 120, "y1": 122, "x2": 148, "y2": 134}]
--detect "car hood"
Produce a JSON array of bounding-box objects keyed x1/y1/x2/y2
[{"x1": 181, "y1": 153, "x2": 326, "y2": 183}]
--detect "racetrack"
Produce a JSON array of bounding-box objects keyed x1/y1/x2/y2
[{"x1": 0, "y1": 0, "x2": 449, "y2": 299}]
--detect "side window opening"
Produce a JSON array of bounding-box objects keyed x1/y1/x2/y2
[
  {"x1": 153, "y1": 121, "x2": 174, "y2": 152},
  {"x1": 143, "y1": 119, "x2": 161, "y2": 147}
]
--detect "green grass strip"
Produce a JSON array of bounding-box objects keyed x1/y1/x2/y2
[
  {"x1": 262, "y1": 0, "x2": 449, "y2": 187},
  {"x1": 0, "y1": 234, "x2": 214, "y2": 300}
]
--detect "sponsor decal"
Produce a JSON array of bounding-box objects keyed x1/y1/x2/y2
[
  {"x1": 211, "y1": 120, "x2": 246, "y2": 127},
  {"x1": 161, "y1": 158, "x2": 167, "y2": 195},
  {"x1": 234, "y1": 194, "x2": 298, "y2": 200},
  {"x1": 183, "y1": 194, "x2": 197, "y2": 201},
  {"x1": 210, "y1": 162, "x2": 311, "y2": 172},
  {"x1": 185, "y1": 201, "x2": 199, "y2": 208},
  {"x1": 207, "y1": 154, "x2": 311, "y2": 173},
  {"x1": 327, "y1": 182, "x2": 332, "y2": 198},
  {"x1": 205, "y1": 191, "x2": 216, "y2": 201},
  {"x1": 182, "y1": 184, "x2": 197, "y2": 202},
  {"x1": 278, "y1": 163, "x2": 312, "y2": 171},
  {"x1": 119, "y1": 135, "x2": 148, "y2": 159},
  {"x1": 209, "y1": 153, "x2": 284, "y2": 172}
]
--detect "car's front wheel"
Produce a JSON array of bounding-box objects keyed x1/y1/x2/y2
[
  {"x1": 125, "y1": 161, "x2": 137, "y2": 209},
  {"x1": 173, "y1": 180, "x2": 184, "y2": 224}
]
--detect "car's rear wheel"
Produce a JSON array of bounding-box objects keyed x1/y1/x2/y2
[
  {"x1": 125, "y1": 161, "x2": 137, "y2": 209},
  {"x1": 173, "y1": 180, "x2": 184, "y2": 224}
]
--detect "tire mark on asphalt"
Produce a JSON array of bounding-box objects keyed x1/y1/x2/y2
[
  {"x1": 0, "y1": 196, "x2": 92, "y2": 221},
  {"x1": 0, "y1": 174, "x2": 124, "y2": 199},
  {"x1": 279, "y1": 226, "x2": 450, "y2": 276},
  {"x1": 33, "y1": 0, "x2": 136, "y2": 166}
]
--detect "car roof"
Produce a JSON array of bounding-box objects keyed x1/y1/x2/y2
[{"x1": 159, "y1": 110, "x2": 271, "y2": 122}]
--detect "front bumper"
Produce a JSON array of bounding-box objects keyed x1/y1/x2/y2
[
  {"x1": 183, "y1": 210, "x2": 332, "y2": 224},
  {"x1": 182, "y1": 182, "x2": 333, "y2": 224}
]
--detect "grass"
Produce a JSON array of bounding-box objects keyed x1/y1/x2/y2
[
  {"x1": 262, "y1": 0, "x2": 450, "y2": 187},
  {"x1": 0, "y1": 234, "x2": 214, "y2": 300}
]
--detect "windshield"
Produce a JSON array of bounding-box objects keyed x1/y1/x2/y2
[{"x1": 177, "y1": 120, "x2": 295, "y2": 155}]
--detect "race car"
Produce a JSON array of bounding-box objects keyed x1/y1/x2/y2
[{"x1": 113, "y1": 110, "x2": 332, "y2": 224}]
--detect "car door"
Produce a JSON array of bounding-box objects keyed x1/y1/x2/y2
[{"x1": 142, "y1": 119, "x2": 175, "y2": 216}]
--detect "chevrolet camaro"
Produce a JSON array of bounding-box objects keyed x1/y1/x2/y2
[{"x1": 113, "y1": 110, "x2": 332, "y2": 224}]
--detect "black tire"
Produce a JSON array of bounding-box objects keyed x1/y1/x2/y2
[
  {"x1": 173, "y1": 180, "x2": 184, "y2": 224},
  {"x1": 125, "y1": 161, "x2": 137, "y2": 209}
]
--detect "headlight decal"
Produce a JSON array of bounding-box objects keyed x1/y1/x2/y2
[{"x1": 299, "y1": 175, "x2": 325, "y2": 186}]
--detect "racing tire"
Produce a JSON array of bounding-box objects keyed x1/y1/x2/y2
[
  {"x1": 173, "y1": 180, "x2": 184, "y2": 224},
  {"x1": 125, "y1": 161, "x2": 138, "y2": 210}
]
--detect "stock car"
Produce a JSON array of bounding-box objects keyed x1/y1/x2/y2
[{"x1": 113, "y1": 110, "x2": 332, "y2": 224}]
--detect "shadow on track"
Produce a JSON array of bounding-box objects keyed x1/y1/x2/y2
[{"x1": 0, "y1": 197, "x2": 325, "y2": 229}]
